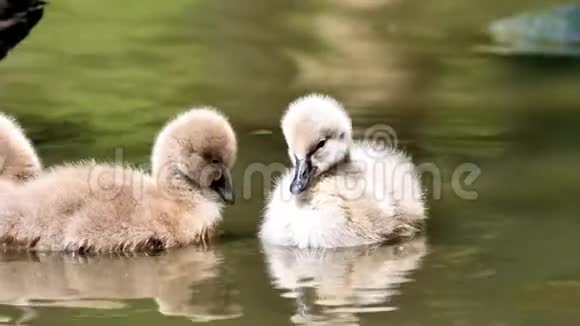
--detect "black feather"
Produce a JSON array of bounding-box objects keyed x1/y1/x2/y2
[{"x1": 0, "y1": 0, "x2": 46, "y2": 60}]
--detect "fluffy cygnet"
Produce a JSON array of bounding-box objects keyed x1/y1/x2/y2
[
  {"x1": 260, "y1": 94, "x2": 426, "y2": 248},
  {"x1": 0, "y1": 113, "x2": 41, "y2": 182},
  {"x1": 0, "y1": 108, "x2": 237, "y2": 253}
]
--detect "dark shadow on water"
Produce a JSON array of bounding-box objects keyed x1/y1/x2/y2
[{"x1": 12, "y1": 112, "x2": 97, "y2": 164}]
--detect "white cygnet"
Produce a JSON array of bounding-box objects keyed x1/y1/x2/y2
[{"x1": 260, "y1": 94, "x2": 426, "y2": 248}]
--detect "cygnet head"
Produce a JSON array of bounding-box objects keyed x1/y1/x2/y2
[
  {"x1": 281, "y1": 94, "x2": 352, "y2": 195},
  {"x1": 152, "y1": 108, "x2": 237, "y2": 204},
  {"x1": 0, "y1": 112, "x2": 42, "y2": 181}
]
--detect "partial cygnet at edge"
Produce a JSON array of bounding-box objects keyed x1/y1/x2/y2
[
  {"x1": 0, "y1": 108, "x2": 237, "y2": 253},
  {"x1": 260, "y1": 94, "x2": 426, "y2": 248},
  {"x1": 0, "y1": 113, "x2": 41, "y2": 182}
]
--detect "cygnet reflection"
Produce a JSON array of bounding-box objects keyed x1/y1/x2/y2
[
  {"x1": 262, "y1": 238, "x2": 427, "y2": 325},
  {"x1": 0, "y1": 247, "x2": 242, "y2": 323}
]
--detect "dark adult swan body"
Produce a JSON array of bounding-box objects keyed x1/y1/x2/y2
[{"x1": 0, "y1": 0, "x2": 45, "y2": 60}]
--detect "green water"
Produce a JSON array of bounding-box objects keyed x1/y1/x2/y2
[{"x1": 1, "y1": 0, "x2": 580, "y2": 325}]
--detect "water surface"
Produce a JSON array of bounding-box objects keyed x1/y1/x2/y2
[{"x1": 1, "y1": 0, "x2": 579, "y2": 325}]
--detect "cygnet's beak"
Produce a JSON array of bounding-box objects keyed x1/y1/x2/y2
[
  {"x1": 290, "y1": 158, "x2": 312, "y2": 195},
  {"x1": 211, "y1": 167, "x2": 235, "y2": 205}
]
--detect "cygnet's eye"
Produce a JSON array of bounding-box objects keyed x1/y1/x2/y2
[
  {"x1": 315, "y1": 139, "x2": 327, "y2": 151},
  {"x1": 212, "y1": 159, "x2": 220, "y2": 164}
]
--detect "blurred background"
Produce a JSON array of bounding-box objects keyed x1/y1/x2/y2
[{"x1": 1, "y1": 0, "x2": 579, "y2": 325}]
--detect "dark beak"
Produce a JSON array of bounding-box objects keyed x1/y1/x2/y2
[
  {"x1": 290, "y1": 158, "x2": 313, "y2": 195},
  {"x1": 211, "y1": 168, "x2": 235, "y2": 205}
]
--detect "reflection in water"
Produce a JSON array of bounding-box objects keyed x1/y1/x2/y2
[
  {"x1": 290, "y1": 0, "x2": 407, "y2": 107},
  {"x1": 262, "y1": 238, "x2": 427, "y2": 325},
  {"x1": 2, "y1": 0, "x2": 580, "y2": 324},
  {"x1": 0, "y1": 247, "x2": 242, "y2": 323}
]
